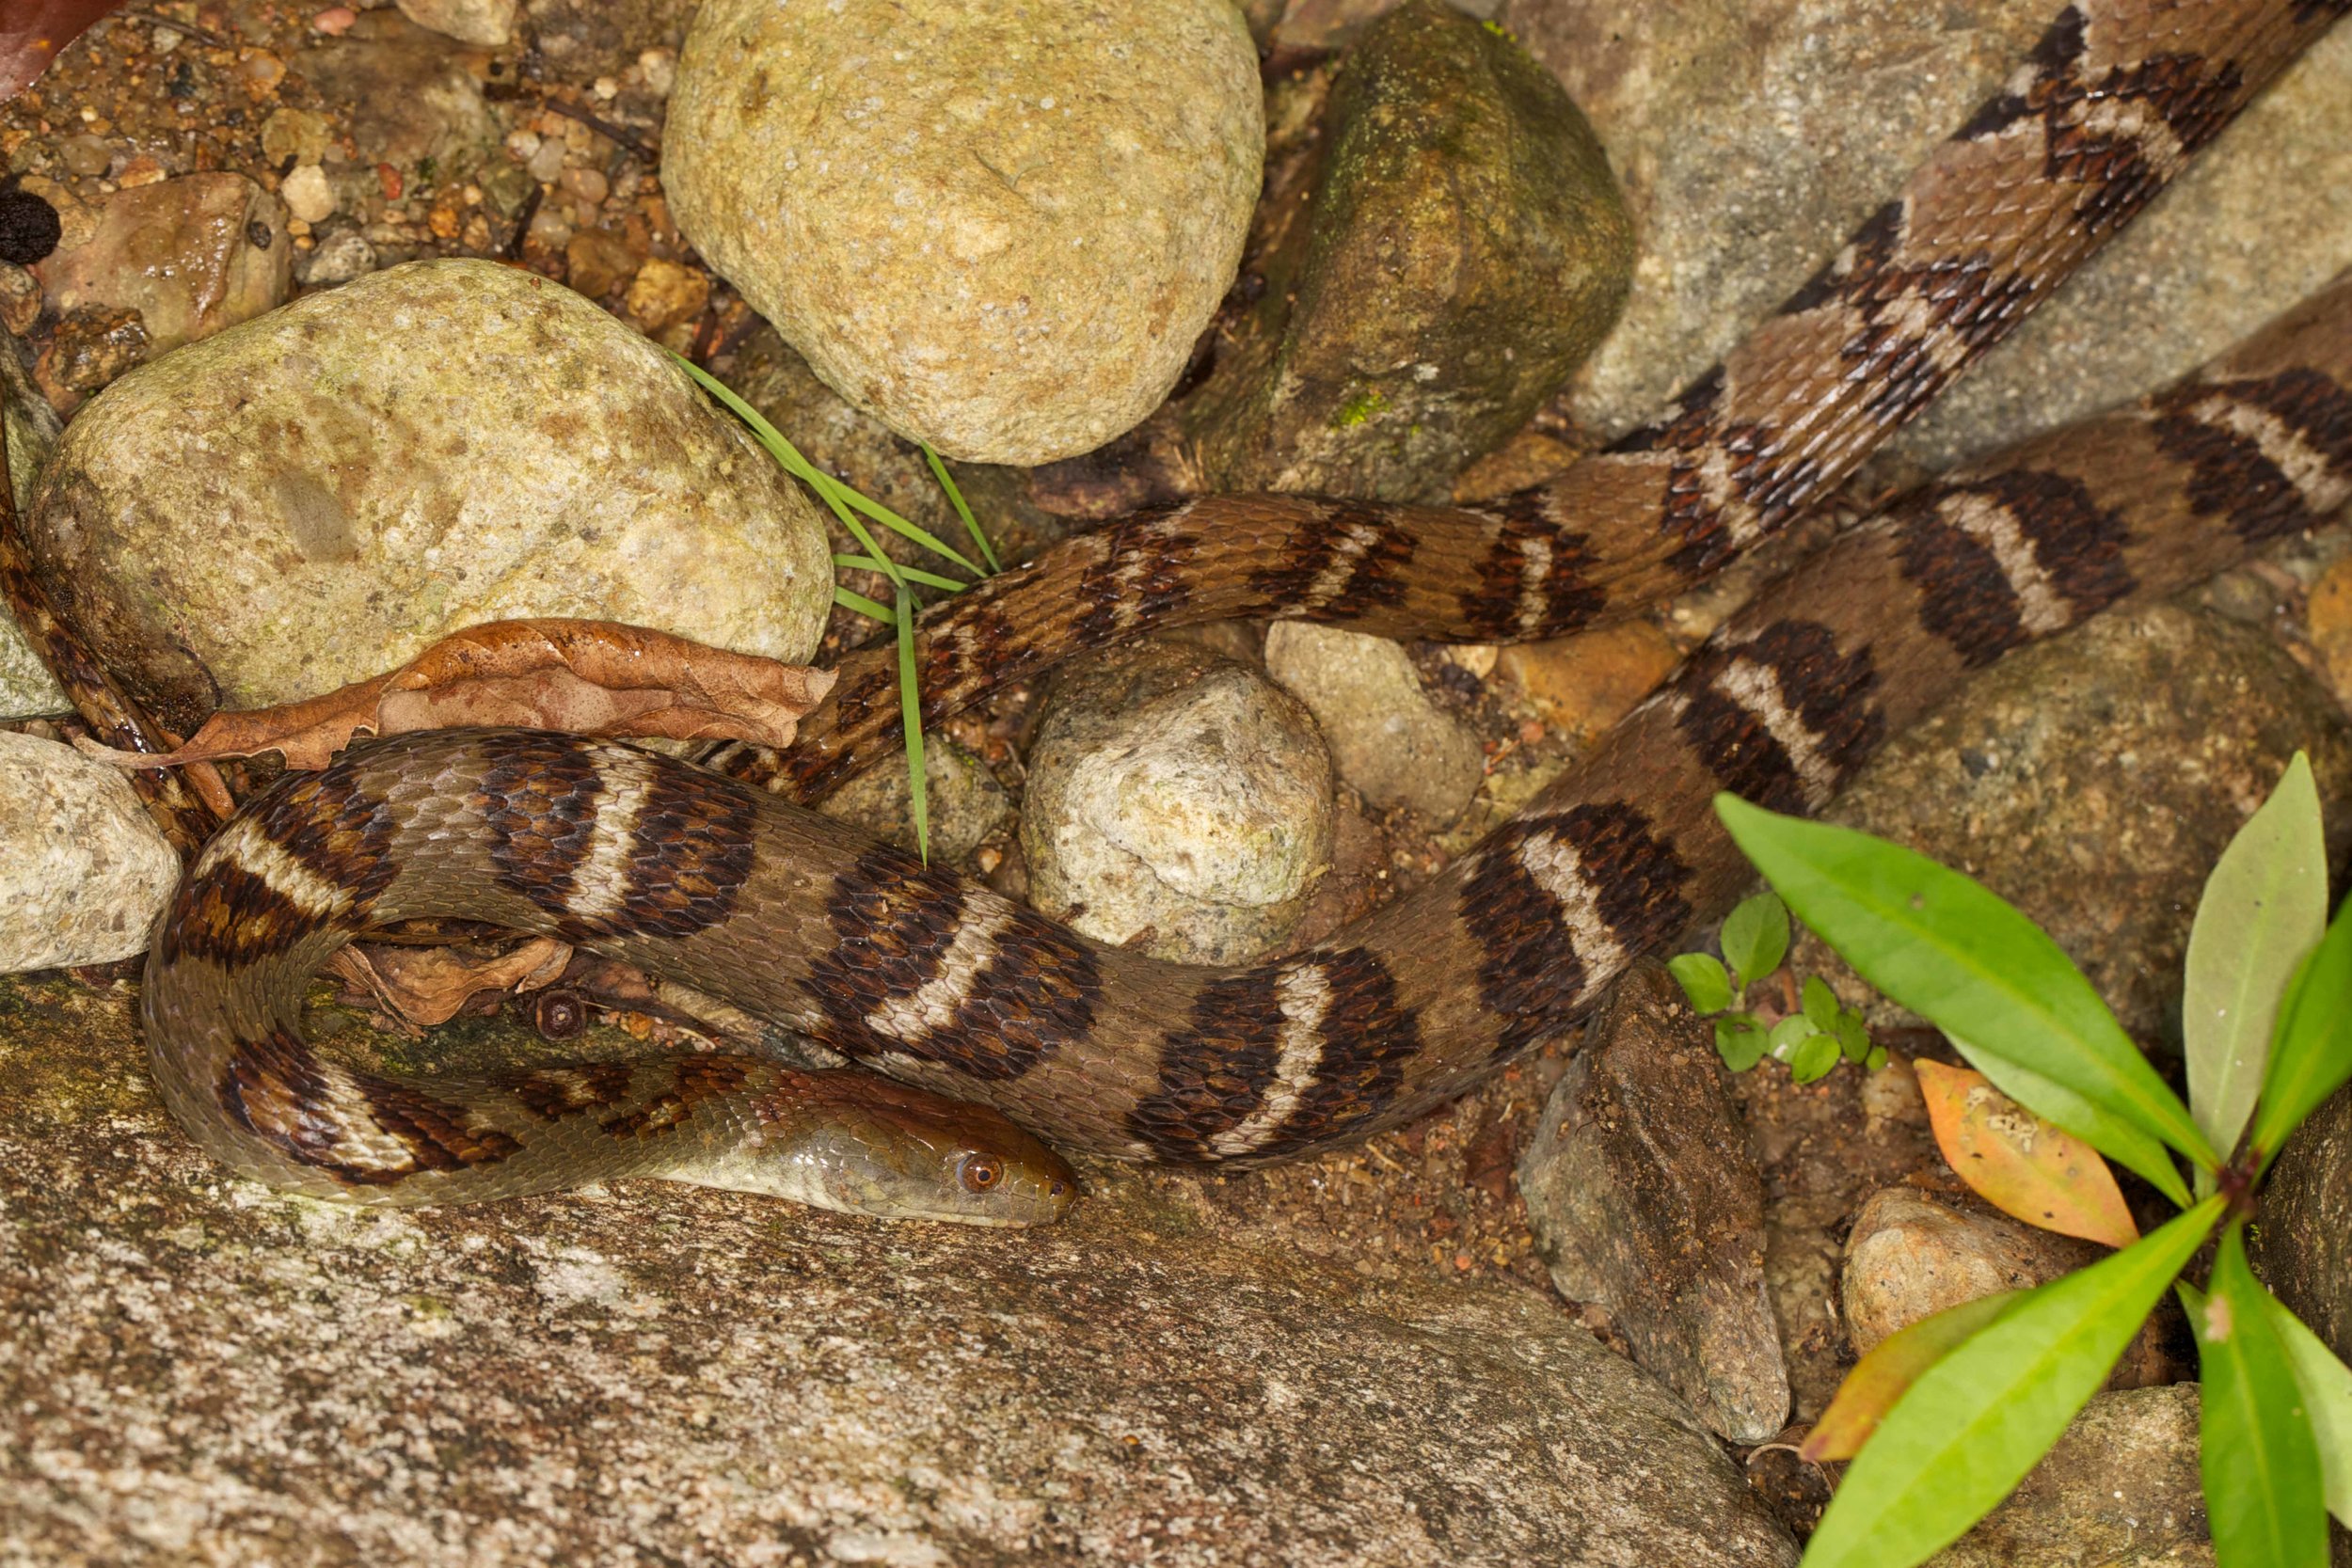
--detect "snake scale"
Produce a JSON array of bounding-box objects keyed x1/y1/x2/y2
[{"x1": 141, "y1": 0, "x2": 2352, "y2": 1222}]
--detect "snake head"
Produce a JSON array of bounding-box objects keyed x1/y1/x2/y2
[{"x1": 756, "y1": 1071, "x2": 1079, "y2": 1227}]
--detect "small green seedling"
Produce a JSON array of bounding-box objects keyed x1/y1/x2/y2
[
  {"x1": 1717, "y1": 752, "x2": 2352, "y2": 1568},
  {"x1": 675, "y1": 355, "x2": 997, "y2": 863},
  {"x1": 1668, "y1": 891, "x2": 1882, "y2": 1081}
]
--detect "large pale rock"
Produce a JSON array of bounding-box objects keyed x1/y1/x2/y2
[
  {"x1": 1024, "y1": 641, "x2": 1335, "y2": 965},
  {"x1": 1265, "y1": 621, "x2": 1485, "y2": 824},
  {"x1": 1841, "y1": 1188, "x2": 2095, "y2": 1356},
  {"x1": 1186, "y1": 0, "x2": 1631, "y2": 502},
  {"x1": 1518, "y1": 963, "x2": 1788, "y2": 1444},
  {"x1": 664, "y1": 0, "x2": 1263, "y2": 465},
  {"x1": 0, "y1": 732, "x2": 179, "y2": 972},
  {"x1": 1502, "y1": 0, "x2": 2352, "y2": 469},
  {"x1": 1795, "y1": 603, "x2": 2352, "y2": 1053},
  {"x1": 0, "y1": 973, "x2": 1801, "y2": 1568},
  {"x1": 24, "y1": 260, "x2": 834, "y2": 730}
]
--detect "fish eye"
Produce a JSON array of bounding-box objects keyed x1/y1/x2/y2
[{"x1": 959, "y1": 1153, "x2": 1002, "y2": 1193}]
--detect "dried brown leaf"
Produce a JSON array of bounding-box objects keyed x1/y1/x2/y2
[
  {"x1": 3, "y1": 0, "x2": 124, "y2": 103},
  {"x1": 328, "y1": 936, "x2": 571, "y2": 1028},
  {"x1": 75, "y1": 619, "x2": 835, "y2": 771}
]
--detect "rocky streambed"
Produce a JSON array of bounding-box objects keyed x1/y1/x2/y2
[{"x1": 2, "y1": 1, "x2": 2351, "y2": 1565}]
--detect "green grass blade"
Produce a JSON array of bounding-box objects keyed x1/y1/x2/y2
[
  {"x1": 923, "y1": 442, "x2": 1001, "y2": 574},
  {"x1": 1717, "y1": 796, "x2": 2217, "y2": 1179},
  {"x1": 833, "y1": 553, "x2": 971, "y2": 593},
  {"x1": 834, "y1": 587, "x2": 896, "y2": 622},
  {"x1": 1800, "y1": 1197, "x2": 2223, "y2": 1568},
  {"x1": 2264, "y1": 1290, "x2": 2352, "y2": 1528},
  {"x1": 2252, "y1": 893, "x2": 2352, "y2": 1171},
  {"x1": 2185, "y1": 753, "x2": 2326, "y2": 1167},
  {"x1": 895, "y1": 585, "x2": 930, "y2": 864},
  {"x1": 817, "y1": 470, "x2": 983, "y2": 578},
  {"x1": 2196, "y1": 1221, "x2": 2328, "y2": 1568}
]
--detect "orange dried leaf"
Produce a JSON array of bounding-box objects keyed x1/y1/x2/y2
[
  {"x1": 1799, "y1": 1290, "x2": 2023, "y2": 1464},
  {"x1": 328, "y1": 936, "x2": 571, "y2": 1028},
  {"x1": 73, "y1": 618, "x2": 835, "y2": 771},
  {"x1": 1914, "y1": 1059, "x2": 2140, "y2": 1247}
]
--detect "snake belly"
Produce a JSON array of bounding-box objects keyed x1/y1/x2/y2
[{"x1": 140, "y1": 0, "x2": 2352, "y2": 1203}]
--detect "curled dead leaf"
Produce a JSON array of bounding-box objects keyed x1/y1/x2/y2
[
  {"x1": 74, "y1": 619, "x2": 835, "y2": 771},
  {"x1": 326, "y1": 935, "x2": 571, "y2": 1028},
  {"x1": 1914, "y1": 1058, "x2": 2140, "y2": 1248}
]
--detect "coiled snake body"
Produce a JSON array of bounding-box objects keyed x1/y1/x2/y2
[{"x1": 141, "y1": 0, "x2": 2352, "y2": 1221}]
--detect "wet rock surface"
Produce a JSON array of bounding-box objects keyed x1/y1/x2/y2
[
  {"x1": 1517, "y1": 963, "x2": 1788, "y2": 1444},
  {"x1": 1264, "y1": 622, "x2": 1485, "y2": 824},
  {"x1": 1799, "y1": 602, "x2": 2352, "y2": 1053},
  {"x1": 1184, "y1": 0, "x2": 1631, "y2": 502},
  {"x1": 0, "y1": 340, "x2": 68, "y2": 718},
  {"x1": 0, "y1": 973, "x2": 1799, "y2": 1568},
  {"x1": 0, "y1": 732, "x2": 179, "y2": 972},
  {"x1": 23, "y1": 259, "x2": 833, "y2": 730},
  {"x1": 1024, "y1": 640, "x2": 1335, "y2": 965},
  {"x1": 665, "y1": 0, "x2": 1263, "y2": 465}
]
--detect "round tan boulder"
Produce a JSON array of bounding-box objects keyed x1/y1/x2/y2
[
  {"x1": 664, "y1": 0, "x2": 1263, "y2": 465},
  {"x1": 24, "y1": 260, "x2": 834, "y2": 728}
]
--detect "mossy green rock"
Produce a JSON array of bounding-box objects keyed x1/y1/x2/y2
[
  {"x1": 24, "y1": 260, "x2": 833, "y2": 729},
  {"x1": 1187, "y1": 0, "x2": 1633, "y2": 503}
]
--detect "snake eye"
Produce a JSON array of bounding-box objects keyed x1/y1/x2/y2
[{"x1": 959, "y1": 1153, "x2": 1002, "y2": 1193}]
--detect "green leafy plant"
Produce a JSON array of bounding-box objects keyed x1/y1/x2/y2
[
  {"x1": 675, "y1": 355, "x2": 998, "y2": 862},
  {"x1": 1669, "y1": 890, "x2": 1882, "y2": 1081},
  {"x1": 1716, "y1": 753, "x2": 2352, "y2": 1568}
]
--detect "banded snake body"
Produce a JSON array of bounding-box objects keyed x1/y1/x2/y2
[{"x1": 139, "y1": 0, "x2": 2352, "y2": 1223}]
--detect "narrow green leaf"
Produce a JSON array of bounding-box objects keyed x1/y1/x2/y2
[
  {"x1": 922, "y1": 442, "x2": 1001, "y2": 575},
  {"x1": 1668, "y1": 953, "x2": 1734, "y2": 1015},
  {"x1": 2185, "y1": 753, "x2": 2327, "y2": 1164},
  {"x1": 833, "y1": 553, "x2": 972, "y2": 594},
  {"x1": 895, "y1": 586, "x2": 930, "y2": 864},
  {"x1": 1803, "y1": 974, "x2": 1839, "y2": 1031},
  {"x1": 1717, "y1": 796, "x2": 2217, "y2": 1176},
  {"x1": 1789, "y1": 1032, "x2": 1841, "y2": 1084},
  {"x1": 1722, "y1": 892, "x2": 1790, "y2": 990},
  {"x1": 1946, "y1": 1032, "x2": 2193, "y2": 1210},
  {"x1": 2252, "y1": 893, "x2": 2352, "y2": 1171},
  {"x1": 2264, "y1": 1290, "x2": 2352, "y2": 1528},
  {"x1": 833, "y1": 587, "x2": 896, "y2": 622},
  {"x1": 1800, "y1": 1198, "x2": 2223, "y2": 1568},
  {"x1": 2196, "y1": 1221, "x2": 2328, "y2": 1568},
  {"x1": 1801, "y1": 1291, "x2": 2024, "y2": 1462},
  {"x1": 818, "y1": 472, "x2": 985, "y2": 578}
]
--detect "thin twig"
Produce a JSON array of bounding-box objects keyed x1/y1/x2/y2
[
  {"x1": 501, "y1": 180, "x2": 543, "y2": 261},
  {"x1": 106, "y1": 9, "x2": 234, "y2": 50},
  {"x1": 541, "y1": 98, "x2": 659, "y2": 160},
  {"x1": 0, "y1": 428, "x2": 227, "y2": 857}
]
